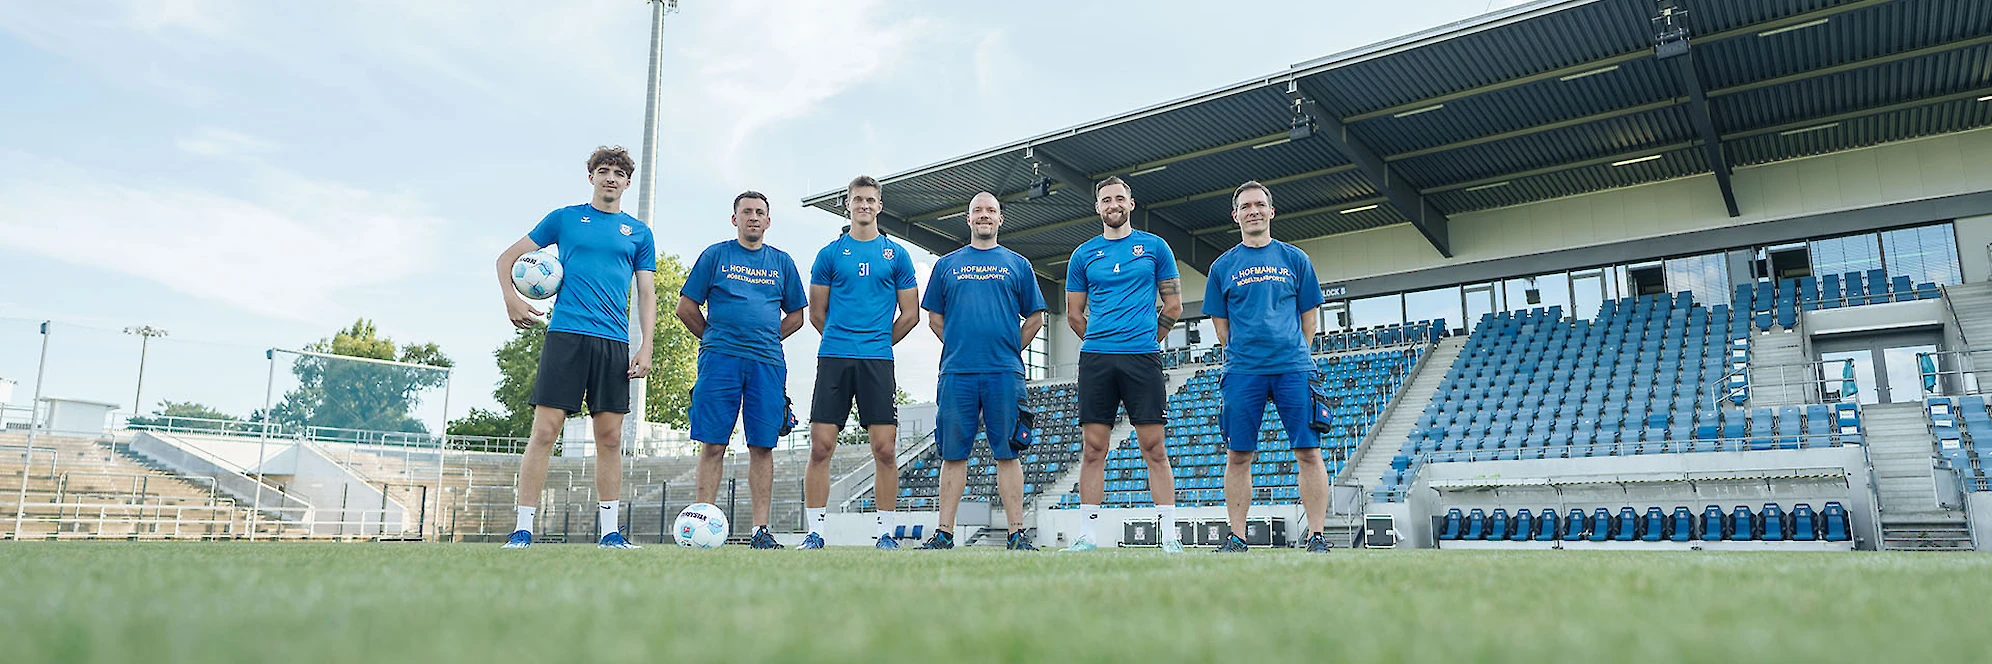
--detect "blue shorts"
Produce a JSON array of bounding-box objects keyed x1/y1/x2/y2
[
  {"x1": 937, "y1": 372, "x2": 1025, "y2": 462},
  {"x1": 1221, "y1": 371, "x2": 1318, "y2": 453},
  {"x1": 689, "y1": 351, "x2": 787, "y2": 449}
]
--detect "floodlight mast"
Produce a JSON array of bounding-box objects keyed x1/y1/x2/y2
[{"x1": 628, "y1": 0, "x2": 680, "y2": 452}]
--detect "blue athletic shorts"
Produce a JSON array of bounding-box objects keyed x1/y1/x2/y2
[
  {"x1": 1220, "y1": 371, "x2": 1318, "y2": 453},
  {"x1": 936, "y1": 372, "x2": 1025, "y2": 461},
  {"x1": 689, "y1": 351, "x2": 787, "y2": 449}
]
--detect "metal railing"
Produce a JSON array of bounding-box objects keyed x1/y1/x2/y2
[
  {"x1": 1914, "y1": 349, "x2": 1992, "y2": 399},
  {"x1": 1705, "y1": 359, "x2": 1860, "y2": 411}
]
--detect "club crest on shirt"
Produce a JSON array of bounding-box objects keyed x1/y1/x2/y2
[
  {"x1": 1133, "y1": 245, "x2": 1145, "y2": 256},
  {"x1": 619, "y1": 224, "x2": 633, "y2": 236},
  {"x1": 882, "y1": 248, "x2": 895, "y2": 260},
  {"x1": 580, "y1": 216, "x2": 591, "y2": 223}
]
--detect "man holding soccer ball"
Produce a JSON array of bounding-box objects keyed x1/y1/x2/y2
[
  {"x1": 677, "y1": 191, "x2": 808, "y2": 549},
  {"x1": 495, "y1": 146, "x2": 658, "y2": 550}
]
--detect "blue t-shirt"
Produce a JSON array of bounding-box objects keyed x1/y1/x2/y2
[
  {"x1": 811, "y1": 233, "x2": 918, "y2": 360},
  {"x1": 527, "y1": 204, "x2": 657, "y2": 342},
  {"x1": 922, "y1": 245, "x2": 1048, "y2": 375},
  {"x1": 1066, "y1": 230, "x2": 1179, "y2": 355},
  {"x1": 680, "y1": 240, "x2": 807, "y2": 368},
  {"x1": 1202, "y1": 240, "x2": 1323, "y2": 375}
]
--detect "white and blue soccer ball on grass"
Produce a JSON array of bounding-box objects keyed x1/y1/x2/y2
[
  {"x1": 511, "y1": 251, "x2": 563, "y2": 300},
  {"x1": 674, "y1": 503, "x2": 729, "y2": 549}
]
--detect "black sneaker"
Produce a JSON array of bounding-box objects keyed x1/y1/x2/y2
[
  {"x1": 916, "y1": 529, "x2": 955, "y2": 550},
  {"x1": 749, "y1": 526, "x2": 785, "y2": 550},
  {"x1": 1213, "y1": 533, "x2": 1249, "y2": 553},
  {"x1": 1305, "y1": 531, "x2": 1332, "y2": 554},
  {"x1": 1006, "y1": 531, "x2": 1039, "y2": 551}
]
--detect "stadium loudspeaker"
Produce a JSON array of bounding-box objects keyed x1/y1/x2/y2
[
  {"x1": 1195, "y1": 520, "x2": 1232, "y2": 546},
  {"x1": 1526, "y1": 288, "x2": 1542, "y2": 305},
  {"x1": 1026, "y1": 177, "x2": 1052, "y2": 201},
  {"x1": 1187, "y1": 327, "x2": 1202, "y2": 344},
  {"x1": 1123, "y1": 519, "x2": 1161, "y2": 546}
]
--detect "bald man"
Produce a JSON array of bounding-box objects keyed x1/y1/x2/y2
[{"x1": 915, "y1": 192, "x2": 1048, "y2": 551}]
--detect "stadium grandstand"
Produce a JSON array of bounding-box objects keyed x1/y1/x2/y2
[
  {"x1": 9, "y1": 0, "x2": 1992, "y2": 554},
  {"x1": 803, "y1": 0, "x2": 1992, "y2": 551}
]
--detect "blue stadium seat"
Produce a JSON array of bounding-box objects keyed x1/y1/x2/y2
[
  {"x1": 1612, "y1": 507, "x2": 1638, "y2": 541},
  {"x1": 1821, "y1": 502, "x2": 1850, "y2": 542},
  {"x1": 1464, "y1": 508, "x2": 1486, "y2": 540},
  {"x1": 1513, "y1": 509, "x2": 1535, "y2": 543},
  {"x1": 1699, "y1": 505, "x2": 1725, "y2": 541},
  {"x1": 1440, "y1": 508, "x2": 1463, "y2": 540},
  {"x1": 1760, "y1": 503, "x2": 1785, "y2": 541},
  {"x1": 1728, "y1": 506, "x2": 1755, "y2": 541},
  {"x1": 1819, "y1": 273, "x2": 1842, "y2": 307},
  {"x1": 1845, "y1": 271, "x2": 1867, "y2": 305},
  {"x1": 1790, "y1": 503, "x2": 1818, "y2": 542},
  {"x1": 1536, "y1": 509, "x2": 1560, "y2": 541},
  {"x1": 1668, "y1": 507, "x2": 1693, "y2": 542},
  {"x1": 1564, "y1": 510, "x2": 1589, "y2": 541},
  {"x1": 1488, "y1": 509, "x2": 1510, "y2": 542},
  {"x1": 1640, "y1": 507, "x2": 1665, "y2": 542}
]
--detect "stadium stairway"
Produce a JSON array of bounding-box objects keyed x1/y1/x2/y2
[
  {"x1": 1743, "y1": 332, "x2": 1810, "y2": 408},
  {"x1": 1942, "y1": 282, "x2": 1992, "y2": 389},
  {"x1": 1340, "y1": 336, "x2": 1465, "y2": 503},
  {"x1": 1863, "y1": 402, "x2": 1973, "y2": 550}
]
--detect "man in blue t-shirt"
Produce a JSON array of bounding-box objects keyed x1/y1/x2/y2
[
  {"x1": 1062, "y1": 176, "x2": 1184, "y2": 553},
  {"x1": 677, "y1": 191, "x2": 808, "y2": 549},
  {"x1": 802, "y1": 175, "x2": 920, "y2": 549},
  {"x1": 494, "y1": 146, "x2": 657, "y2": 550},
  {"x1": 1202, "y1": 181, "x2": 1328, "y2": 554},
  {"x1": 913, "y1": 192, "x2": 1048, "y2": 552}
]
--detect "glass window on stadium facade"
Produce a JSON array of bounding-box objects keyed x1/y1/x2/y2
[
  {"x1": 1025, "y1": 327, "x2": 1048, "y2": 381},
  {"x1": 1303, "y1": 221, "x2": 1962, "y2": 337}
]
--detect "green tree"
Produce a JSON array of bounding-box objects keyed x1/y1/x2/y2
[
  {"x1": 269, "y1": 319, "x2": 452, "y2": 434},
  {"x1": 129, "y1": 400, "x2": 240, "y2": 432},
  {"x1": 449, "y1": 253, "x2": 698, "y2": 437}
]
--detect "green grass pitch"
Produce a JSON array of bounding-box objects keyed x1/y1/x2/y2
[{"x1": 0, "y1": 542, "x2": 1984, "y2": 663}]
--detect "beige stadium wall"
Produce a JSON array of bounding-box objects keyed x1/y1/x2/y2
[{"x1": 1294, "y1": 127, "x2": 1992, "y2": 287}]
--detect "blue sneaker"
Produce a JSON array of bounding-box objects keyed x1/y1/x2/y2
[
  {"x1": 875, "y1": 534, "x2": 900, "y2": 550},
  {"x1": 502, "y1": 530, "x2": 532, "y2": 549},
  {"x1": 798, "y1": 532, "x2": 825, "y2": 550},
  {"x1": 1006, "y1": 531, "x2": 1038, "y2": 551},
  {"x1": 1212, "y1": 533, "x2": 1248, "y2": 553},
  {"x1": 598, "y1": 531, "x2": 641, "y2": 549},
  {"x1": 750, "y1": 527, "x2": 785, "y2": 550}
]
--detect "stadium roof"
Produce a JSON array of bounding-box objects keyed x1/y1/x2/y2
[{"x1": 803, "y1": 0, "x2": 1992, "y2": 292}]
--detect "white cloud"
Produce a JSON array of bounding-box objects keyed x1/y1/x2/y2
[
  {"x1": 665, "y1": 0, "x2": 937, "y2": 179},
  {"x1": 0, "y1": 150, "x2": 444, "y2": 322},
  {"x1": 175, "y1": 127, "x2": 279, "y2": 158}
]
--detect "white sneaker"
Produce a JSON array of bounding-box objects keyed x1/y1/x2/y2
[
  {"x1": 1059, "y1": 537, "x2": 1098, "y2": 552},
  {"x1": 1159, "y1": 539, "x2": 1184, "y2": 554}
]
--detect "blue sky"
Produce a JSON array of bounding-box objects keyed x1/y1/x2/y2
[{"x1": 0, "y1": 0, "x2": 1529, "y2": 424}]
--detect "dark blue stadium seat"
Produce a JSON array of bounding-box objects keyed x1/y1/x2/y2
[
  {"x1": 1760, "y1": 503, "x2": 1785, "y2": 541},
  {"x1": 1440, "y1": 508, "x2": 1463, "y2": 540},
  {"x1": 1790, "y1": 503, "x2": 1818, "y2": 542},
  {"x1": 1668, "y1": 507, "x2": 1694, "y2": 542},
  {"x1": 1821, "y1": 502, "x2": 1850, "y2": 542},
  {"x1": 1487, "y1": 509, "x2": 1510, "y2": 541},
  {"x1": 1728, "y1": 506, "x2": 1755, "y2": 541},
  {"x1": 1700, "y1": 505, "x2": 1725, "y2": 541},
  {"x1": 1612, "y1": 507, "x2": 1638, "y2": 541},
  {"x1": 1845, "y1": 271, "x2": 1867, "y2": 305},
  {"x1": 1464, "y1": 508, "x2": 1486, "y2": 540},
  {"x1": 1819, "y1": 273, "x2": 1842, "y2": 306},
  {"x1": 1565, "y1": 509, "x2": 1591, "y2": 542},
  {"x1": 1640, "y1": 506, "x2": 1665, "y2": 542},
  {"x1": 1513, "y1": 509, "x2": 1535, "y2": 543}
]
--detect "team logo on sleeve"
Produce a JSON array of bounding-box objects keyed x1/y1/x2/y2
[
  {"x1": 1133, "y1": 245, "x2": 1145, "y2": 256},
  {"x1": 620, "y1": 224, "x2": 633, "y2": 236},
  {"x1": 882, "y1": 248, "x2": 895, "y2": 260}
]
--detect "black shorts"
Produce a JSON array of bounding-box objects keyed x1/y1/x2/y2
[
  {"x1": 809, "y1": 357, "x2": 897, "y2": 429},
  {"x1": 529, "y1": 331, "x2": 631, "y2": 415},
  {"x1": 1078, "y1": 352, "x2": 1166, "y2": 426}
]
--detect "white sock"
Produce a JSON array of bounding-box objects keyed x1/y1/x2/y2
[
  {"x1": 1080, "y1": 504, "x2": 1100, "y2": 542},
  {"x1": 806, "y1": 507, "x2": 826, "y2": 535},
  {"x1": 514, "y1": 506, "x2": 536, "y2": 534},
  {"x1": 598, "y1": 500, "x2": 619, "y2": 537},
  {"x1": 877, "y1": 511, "x2": 896, "y2": 537},
  {"x1": 1158, "y1": 505, "x2": 1178, "y2": 542}
]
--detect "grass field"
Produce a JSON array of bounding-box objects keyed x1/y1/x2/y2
[{"x1": 1, "y1": 543, "x2": 1986, "y2": 663}]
